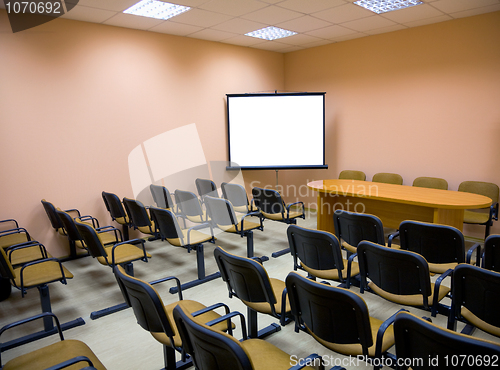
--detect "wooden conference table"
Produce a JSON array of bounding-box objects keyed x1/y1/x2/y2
[{"x1": 308, "y1": 179, "x2": 492, "y2": 233}]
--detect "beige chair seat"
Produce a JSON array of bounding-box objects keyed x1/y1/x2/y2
[
  {"x1": 137, "y1": 220, "x2": 156, "y2": 235},
  {"x1": 342, "y1": 240, "x2": 396, "y2": 254},
  {"x1": 463, "y1": 209, "x2": 490, "y2": 224},
  {"x1": 241, "y1": 338, "x2": 315, "y2": 370},
  {"x1": 308, "y1": 315, "x2": 395, "y2": 357},
  {"x1": 461, "y1": 307, "x2": 500, "y2": 338},
  {"x1": 97, "y1": 244, "x2": 152, "y2": 266},
  {"x1": 221, "y1": 220, "x2": 262, "y2": 233},
  {"x1": 167, "y1": 229, "x2": 214, "y2": 247},
  {"x1": 9, "y1": 245, "x2": 52, "y2": 266},
  {"x1": 3, "y1": 339, "x2": 106, "y2": 370},
  {"x1": 261, "y1": 210, "x2": 303, "y2": 221},
  {"x1": 186, "y1": 210, "x2": 210, "y2": 224},
  {"x1": 13, "y1": 261, "x2": 73, "y2": 288},
  {"x1": 151, "y1": 299, "x2": 234, "y2": 348},
  {"x1": 241, "y1": 278, "x2": 290, "y2": 315},
  {"x1": 0, "y1": 232, "x2": 30, "y2": 249},
  {"x1": 301, "y1": 259, "x2": 360, "y2": 281},
  {"x1": 428, "y1": 261, "x2": 458, "y2": 274},
  {"x1": 368, "y1": 281, "x2": 450, "y2": 307}
]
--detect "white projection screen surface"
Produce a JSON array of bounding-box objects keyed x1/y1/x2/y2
[{"x1": 226, "y1": 93, "x2": 328, "y2": 170}]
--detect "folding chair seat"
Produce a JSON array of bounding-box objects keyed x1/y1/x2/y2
[
  {"x1": 75, "y1": 218, "x2": 151, "y2": 319},
  {"x1": 286, "y1": 271, "x2": 405, "y2": 369},
  {"x1": 395, "y1": 311, "x2": 500, "y2": 369},
  {"x1": 122, "y1": 197, "x2": 158, "y2": 240},
  {"x1": 150, "y1": 184, "x2": 176, "y2": 210},
  {"x1": 482, "y1": 234, "x2": 500, "y2": 272},
  {"x1": 221, "y1": 182, "x2": 258, "y2": 214},
  {"x1": 448, "y1": 263, "x2": 500, "y2": 338},
  {"x1": 173, "y1": 304, "x2": 323, "y2": 370},
  {"x1": 459, "y1": 180, "x2": 499, "y2": 239},
  {"x1": 357, "y1": 241, "x2": 451, "y2": 317},
  {"x1": 174, "y1": 189, "x2": 210, "y2": 224},
  {"x1": 0, "y1": 219, "x2": 31, "y2": 250},
  {"x1": 114, "y1": 264, "x2": 233, "y2": 370},
  {"x1": 195, "y1": 178, "x2": 219, "y2": 202},
  {"x1": 149, "y1": 207, "x2": 219, "y2": 292},
  {"x1": 333, "y1": 210, "x2": 391, "y2": 255},
  {"x1": 371, "y1": 172, "x2": 403, "y2": 185},
  {"x1": 205, "y1": 196, "x2": 264, "y2": 258},
  {"x1": 338, "y1": 170, "x2": 366, "y2": 181},
  {"x1": 394, "y1": 220, "x2": 474, "y2": 274},
  {"x1": 0, "y1": 313, "x2": 106, "y2": 370},
  {"x1": 102, "y1": 191, "x2": 131, "y2": 240},
  {"x1": 214, "y1": 247, "x2": 289, "y2": 339},
  {"x1": 41, "y1": 199, "x2": 86, "y2": 259},
  {"x1": 287, "y1": 225, "x2": 359, "y2": 286},
  {"x1": 0, "y1": 244, "x2": 84, "y2": 346},
  {"x1": 412, "y1": 176, "x2": 448, "y2": 190}
]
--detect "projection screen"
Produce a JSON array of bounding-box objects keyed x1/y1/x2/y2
[{"x1": 226, "y1": 92, "x2": 328, "y2": 170}]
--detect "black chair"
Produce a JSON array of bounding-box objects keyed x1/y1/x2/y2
[
  {"x1": 458, "y1": 181, "x2": 499, "y2": 239},
  {"x1": 205, "y1": 196, "x2": 264, "y2": 259},
  {"x1": 114, "y1": 264, "x2": 233, "y2": 370},
  {"x1": 482, "y1": 234, "x2": 500, "y2": 272},
  {"x1": 75, "y1": 218, "x2": 151, "y2": 319},
  {"x1": 286, "y1": 271, "x2": 405, "y2": 369},
  {"x1": 122, "y1": 197, "x2": 158, "y2": 240},
  {"x1": 150, "y1": 184, "x2": 176, "y2": 210},
  {"x1": 173, "y1": 303, "x2": 325, "y2": 370},
  {"x1": 174, "y1": 189, "x2": 209, "y2": 224},
  {"x1": 149, "y1": 206, "x2": 219, "y2": 292},
  {"x1": 287, "y1": 225, "x2": 359, "y2": 286},
  {"x1": 195, "y1": 178, "x2": 219, "y2": 202},
  {"x1": 448, "y1": 263, "x2": 500, "y2": 338},
  {"x1": 394, "y1": 220, "x2": 474, "y2": 274},
  {"x1": 394, "y1": 311, "x2": 500, "y2": 369},
  {"x1": 0, "y1": 313, "x2": 106, "y2": 370},
  {"x1": 41, "y1": 199, "x2": 86, "y2": 259},
  {"x1": 333, "y1": 210, "x2": 389, "y2": 257},
  {"x1": 214, "y1": 246, "x2": 289, "y2": 339},
  {"x1": 357, "y1": 241, "x2": 451, "y2": 317},
  {"x1": 0, "y1": 244, "x2": 84, "y2": 349},
  {"x1": 221, "y1": 182, "x2": 257, "y2": 214},
  {"x1": 102, "y1": 191, "x2": 130, "y2": 240},
  {"x1": 251, "y1": 187, "x2": 305, "y2": 257}
]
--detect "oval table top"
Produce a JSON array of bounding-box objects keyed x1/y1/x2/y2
[{"x1": 307, "y1": 179, "x2": 492, "y2": 210}]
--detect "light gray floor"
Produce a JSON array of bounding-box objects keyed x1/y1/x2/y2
[{"x1": 1, "y1": 212, "x2": 498, "y2": 369}]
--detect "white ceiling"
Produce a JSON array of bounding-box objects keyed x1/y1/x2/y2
[{"x1": 3, "y1": 0, "x2": 500, "y2": 52}]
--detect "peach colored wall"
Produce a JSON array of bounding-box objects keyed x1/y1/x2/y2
[
  {"x1": 0, "y1": 10, "x2": 284, "y2": 257},
  {"x1": 280, "y1": 11, "x2": 500, "y2": 238}
]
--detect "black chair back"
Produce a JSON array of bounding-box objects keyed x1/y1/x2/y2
[
  {"x1": 483, "y1": 234, "x2": 500, "y2": 272},
  {"x1": 101, "y1": 192, "x2": 128, "y2": 221},
  {"x1": 149, "y1": 207, "x2": 181, "y2": 241},
  {"x1": 195, "y1": 178, "x2": 218, "y2": 199},
  {"x1": 74, "y1": 220, "x2": 108, "y2": 259},
  {"x1": 333, "y1": 210, "x2": 385, "y2": 247},
  {"x1": 251, "y1": 187, "x2": 284, "y2": 215},
  {"x1": 174, "y1": 190, "x2": 204, "y2": 219},
  {"x1": 398, "y1": 220, "x2": 465, "y2": 265},
  {"x1": 205, "y1": 196, "x2": 237, "y2": 228},
  {"x1": 41, "y1": 199, "x2": 64, "y2": 231},
  {"x1": 150, "y1": 184, "x2": 174, "y2": 209},
  {"x1": 221, "y1": 183, "x2": 249, "y2": 210},
  {"x1": 122, "y1": 198, "x2": 152, "y2": 229}
]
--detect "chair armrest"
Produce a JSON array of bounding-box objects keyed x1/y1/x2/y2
[
  {"x1": 203, "y1": 311, "x2": 248, "y2": 340},
  {"x1": 374, "y1": 309, "x2": 409, "y2": 360},
  {"x1": 466, "y1": 243, "x2": 481, "y2": 265},
  {"x1": 192, "y1": 303, "x2": 234, "y2": 335},
  {"x1": 76, "y1": 215, "x2": 99, "y2": 228},
  {"x1": 45, "y1": 356, "x2": 95, "y2": 370},
  {"x1": 96, "y1": 226, "x2": 122, "y2": 243},
  {"x1": 7, "y1": 241, "x2": 49, "y2": 262},
  {"x1": 0, "y1": 219, "x2": 19, "y2": 229},
  {"x1": 0, "y1": 227, "x2": 31, "y2": 241},
  {"x1": 19, "y1": 258, "x2": 69, "y2": 294},
  {"x1": 347, "y1": 253, "x2": 358, "y2": 290},
  {"x1": 0, "y1": 312, "x2": 64, "y2": 340},
  {"x1": 286, "y1": 201, "x2": 305, "y2": 219},
  {"x1": 491, "y1": 202, "x2": 499, "y2": 221},
  {"x1": 186, "y1": 222, "x2": 214, "y2": 245},
  {"x1": 289, "y1": 353, "x2": 325, "y2": 370},
  {"x1": 431, "y1": 268, "x2": 453, "y2": 317},
  {"x1": 111, "y1": 239, "x2": 149, "y2": 271},
  {"x1": 280, "y1": 287, "x2": 289, "y2": 326},
  {"x1": 387, "y1": 231, "x2": 400, "y2": 248},
  {"x1": 64, "y1": 208, "x2": 81, "y2": 217},
  {"x1": 237, "y1": 211, "x2": 264, "y2": 235},
  {"x1": 149, "y1": 276, "x2": 183, "y2": 301}
]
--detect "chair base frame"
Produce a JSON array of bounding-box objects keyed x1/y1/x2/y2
[{"x1": 247, "y1": 307, "x2": 281, "y2": 339}]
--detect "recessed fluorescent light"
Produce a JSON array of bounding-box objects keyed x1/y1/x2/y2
[
  {"x1": 245, "y1": 26, "x2": 297, "y2": 41},
  {"x1": 354, "y1": 0, "x2": 423, "y2": 14},
  {"x1": 124, "y1": 0, "x2": 190, "y2": 20}
]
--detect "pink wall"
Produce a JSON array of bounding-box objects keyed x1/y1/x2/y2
[
  {"x1": 280, "y1": 11, "x2": 500, "y2": 238},
  {"x1": 0, "y1": 10, "x2": 284, "y2": 256}
]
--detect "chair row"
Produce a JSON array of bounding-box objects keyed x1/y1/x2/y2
[{"x1": 338, "y1": 170, "x2": 499, "y2": 239}]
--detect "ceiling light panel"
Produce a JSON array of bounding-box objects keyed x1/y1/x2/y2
[
  {"x1": 124, "y1": 0, "x2": 191, "y2": 20},
  {"x1": 354, "y1": 0, "x2": 423, "y2": 14},
  {"x1": 245, "y1": 26, "x2": 297, "y2": 41}
]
